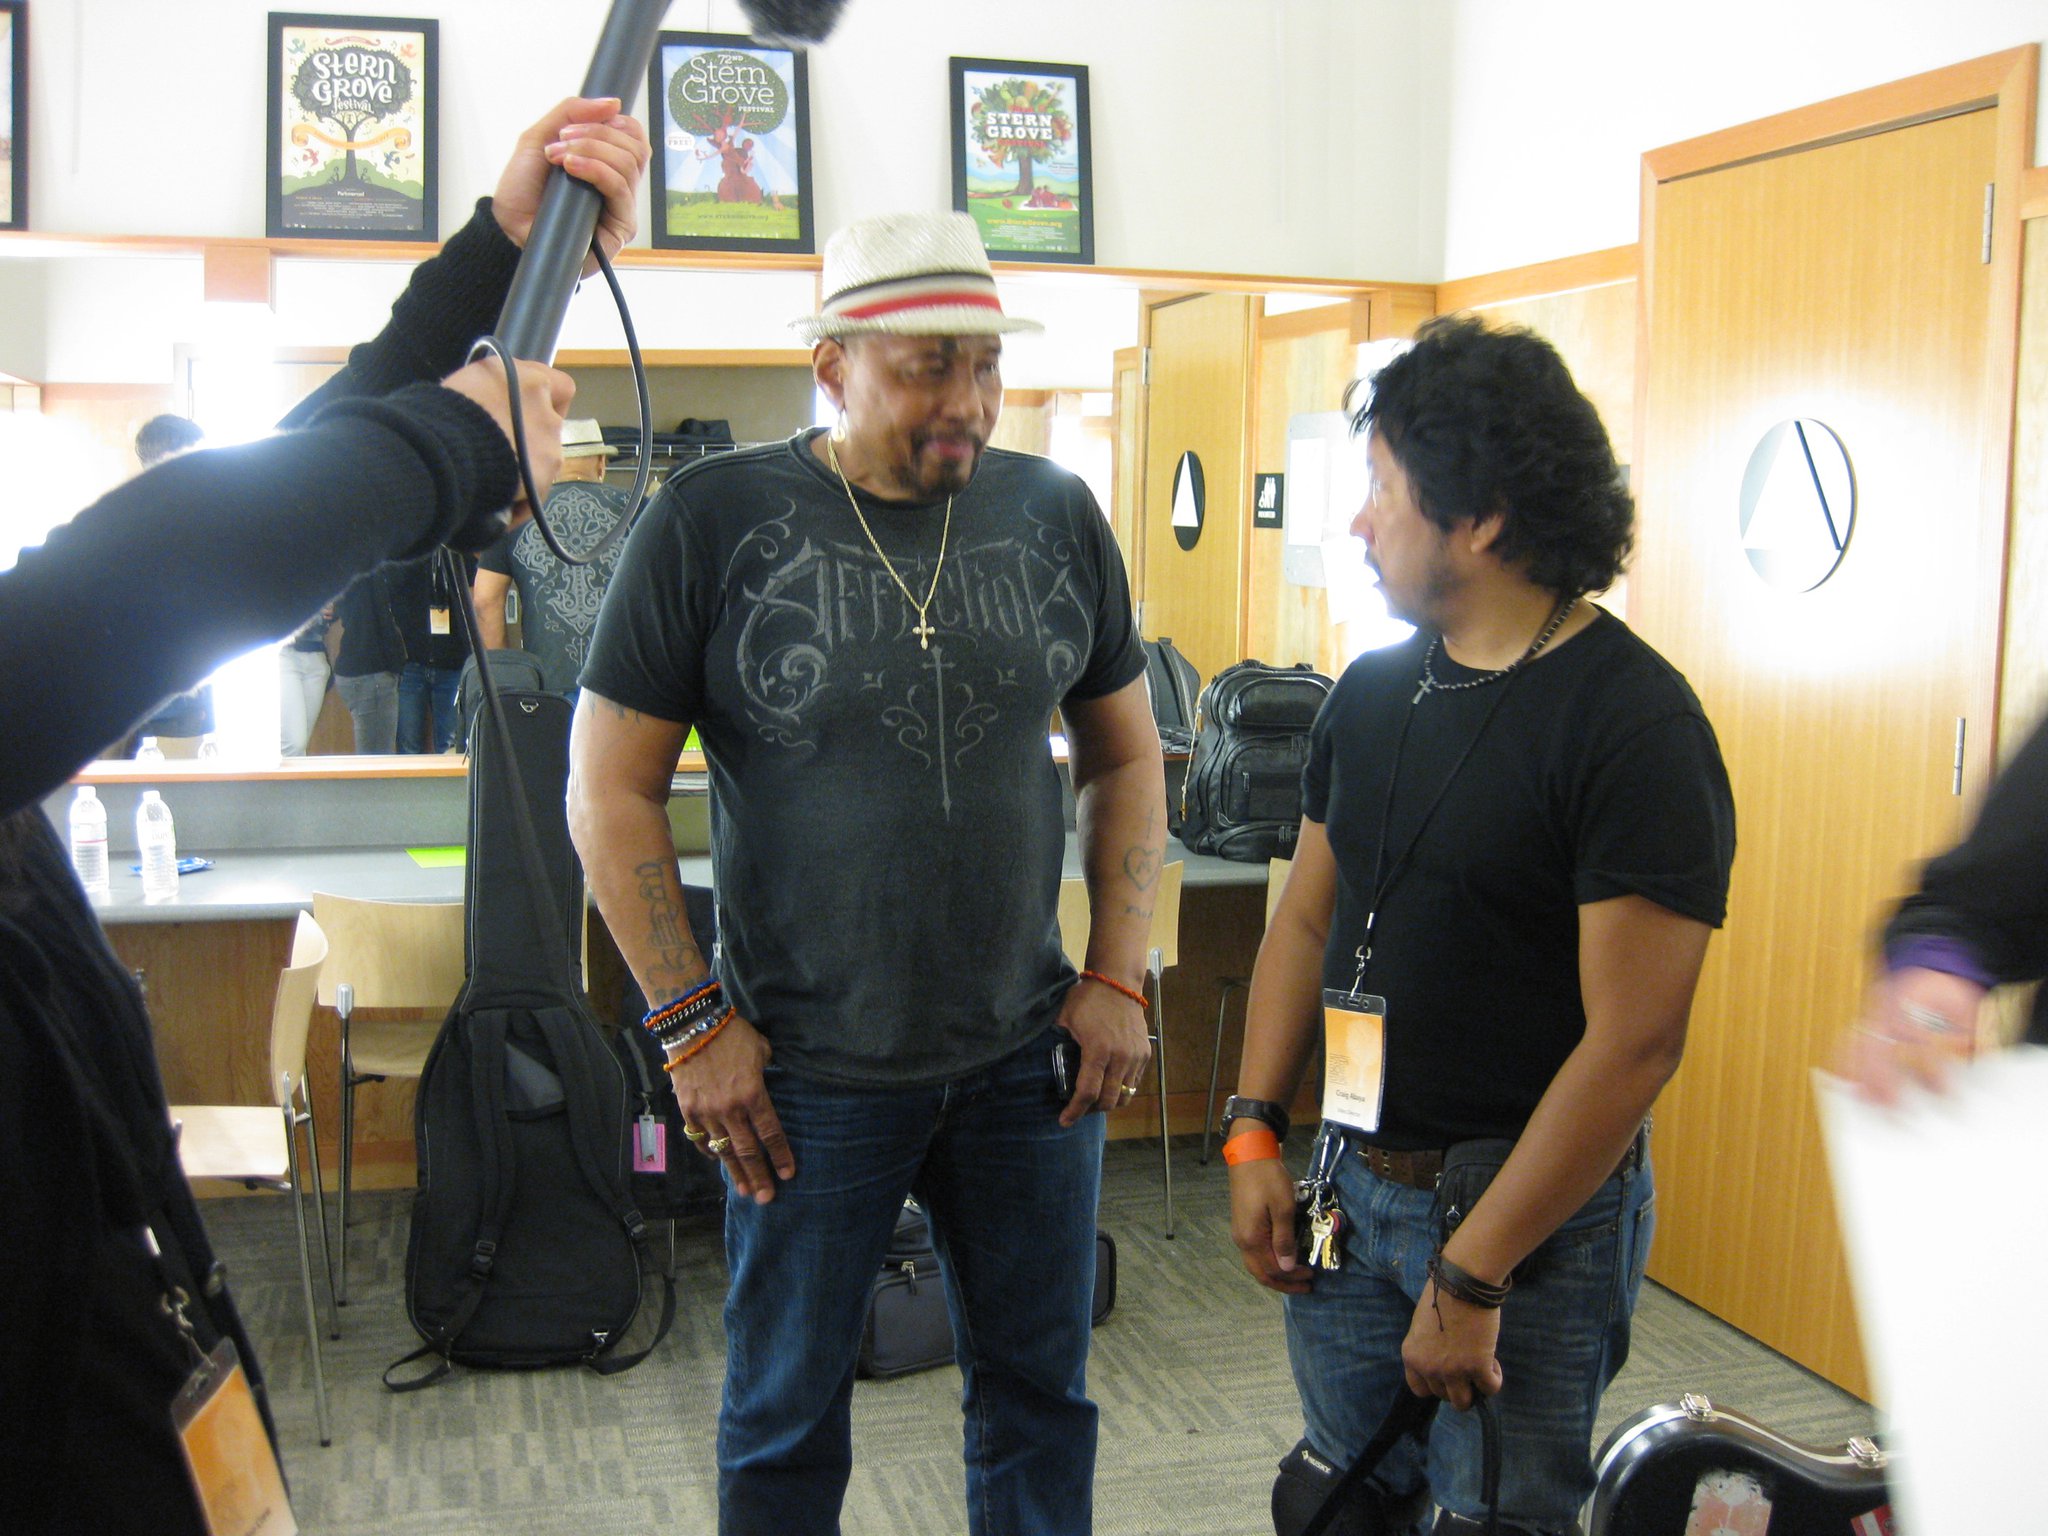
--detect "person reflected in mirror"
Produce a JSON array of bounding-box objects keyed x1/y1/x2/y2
[
  {"x1": 279, "y1": 603, "x2": 334, "y2": 757},
  {"x1": 473, "y1": 417, "x2": 630, "y2": 710},
  {"x1": 329, "y1": 567, "x2": 406, "y2": 754},
  {"x1": 389, "y1": 552, "x2": 475, "y2": 753}
]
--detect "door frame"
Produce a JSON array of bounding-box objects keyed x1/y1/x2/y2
[{"x1": 1636, "y1": 45, "x2": 2037, "y2": 785}]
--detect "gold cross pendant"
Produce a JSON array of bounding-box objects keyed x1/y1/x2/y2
[{"x1": 913, "y1": 617, "x2": 935, "y2": 649}]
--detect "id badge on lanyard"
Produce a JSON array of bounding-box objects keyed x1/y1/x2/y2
[
  {"x1": 149, "y1": 1229, "x2": 297, "y2": 1536},
  {"x1": 1322, "y1": 945, "x2": 1387, "y2": 1134}
]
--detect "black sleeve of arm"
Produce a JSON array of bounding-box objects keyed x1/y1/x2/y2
[
  {"x1": 278, "y1": 197, "x2": 522, "y2": 428},
  {"x1": 1885, "y1": 710, "x2": 2048, "y2": 983},
  {"x1": 0, "y1": 384, "x2": 516, "y2": 817}
]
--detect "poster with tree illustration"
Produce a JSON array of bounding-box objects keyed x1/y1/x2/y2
[
  {"x1": 648, "y1": 31, "x2": 812, "y2": 254},
  {"x1": 950, "y1": 57, "x2": 1093, "y2": 265},
  {"x1": 1, "y1": 2, "x2": 25, "y2": 233},
  {"x1": 266, "y1": 13, "x2": 437, "y2": 240}
]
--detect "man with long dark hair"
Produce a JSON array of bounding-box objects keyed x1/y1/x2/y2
[{"x1": 1226, "y1": 316, "x2": 1736, "y2": 1535}]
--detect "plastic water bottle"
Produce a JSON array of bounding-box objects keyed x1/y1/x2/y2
[
  {"x1": 68, "y1": 786, "x2": 111, "y2": 899},
  {"x1": 137, "y1": 790, "x2": 180, "y2": 901},
  {"x1": 135, "y1": 736, "x2": 166, "y2": 761}
]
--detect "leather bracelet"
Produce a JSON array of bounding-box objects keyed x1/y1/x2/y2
[
  {"x1": 1220, "y1": 1094, "x2": 1291, "y2": 1145},
  {"x1": 1221, "y1": 1127, "x2": 1282, "y2": 1166},
  {"x1": 1078, "y1": 969, "x2": 1147, "y2": 1009},
  {"x1": 1428, "y1": 1251, "x2": 1511, "y2": 1309}
]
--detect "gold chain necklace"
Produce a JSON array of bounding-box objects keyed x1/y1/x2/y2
[{"x1": 827, "y1": 435, "x2": 953, "y2": 650}]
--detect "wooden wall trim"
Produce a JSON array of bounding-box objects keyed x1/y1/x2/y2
[
  {"x1": 2023, "y1": 164, "x2": 2048, "y2": 221},
  {"x1": 1435, "y1": 245, "x2": 1637, "y2": 313},
  {"x1": 1256, "y1": 296, "x2": 1370, "y2": 344},
  {"x1": 1646, "y1": 45, "x2": 2036, "y2": 184}
]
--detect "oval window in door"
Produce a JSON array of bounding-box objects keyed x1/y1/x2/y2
[
  {"x1": 1738, "y1": 418, "x2": 1856, "y2": 592},
  {"x1": 1172, "y1": 451, "x2": 1206, "y2": 552}
]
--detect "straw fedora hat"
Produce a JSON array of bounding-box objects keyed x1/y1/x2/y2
[
  {"x1": 791, "y1": 211, "x2": 1043, "y2": 344},
  {"x1": 560, "y1": 418, "x2": 619, "y2": 458}
]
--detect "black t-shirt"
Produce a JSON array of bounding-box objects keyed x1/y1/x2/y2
[
  {"x1": 478, "y1": 478, "x2": 630, "y2": 694},
  {"x1": 388, "y1": 553, "x2": 476, "y2": 671},
  {"x1": 582, "y1": 430, "x2": 1146, "y2": 1086},
  {"x1": 1303, "y1": 611, "x2": 1735, "y2": 1147}
]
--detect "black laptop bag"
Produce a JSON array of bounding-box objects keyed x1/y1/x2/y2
[{"x1": 856, "y1": 1199, "x2": 1119, "y2": 1379}]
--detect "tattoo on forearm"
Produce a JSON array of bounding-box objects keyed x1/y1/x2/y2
[
  {"x1": 634, "y1": 858, "x2": 703, "y2": 998},
  {"x1": 1122, "y1": 843, "x2": 1162, "y2": 891}
]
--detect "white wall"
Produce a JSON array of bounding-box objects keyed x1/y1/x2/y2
[
  {"x1": 28, "y1": 0, "x2": 1444, "y2": 281},
  {"x1": 1438, "y1": 0, "x2": 2048, "y2": 280}
]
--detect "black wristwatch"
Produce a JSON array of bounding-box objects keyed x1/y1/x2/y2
[{"x1": 1220, "y1": 1095, "x2": 1290, "y2": 1144}]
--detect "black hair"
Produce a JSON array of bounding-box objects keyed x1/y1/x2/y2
[
  {"x1": 1350, "y1": 314, "x2": 1633, "y2": 597},
  {"x1": 133, "y1": 413, "x2": 204, "y2": 467}
]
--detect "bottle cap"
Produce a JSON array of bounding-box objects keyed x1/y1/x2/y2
[
  {"x1": 141, "y1": 789, "x2": 162, "y2": 803},
  {"x1": 77, "y1": 785, "x2": 97, "y2": 800}
]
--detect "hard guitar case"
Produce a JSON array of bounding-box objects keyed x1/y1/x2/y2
[{"x1": 1589, "y1": 1393, "x2": 1894, "y2": 1535}]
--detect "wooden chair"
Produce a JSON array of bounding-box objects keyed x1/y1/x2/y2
[
  {"x1": 312, "y1": 892, "x2": 467, "y2": 1306},
  {"x1": 1201, "y1": 857, "x2": 1292, "y2": 1165},
  {"x1": 170, "y1": 911, "x2": 339, "y2": 1446},
  {"x1": 1058, "y1": 860, "x2": 1184, "y2": 1237}
]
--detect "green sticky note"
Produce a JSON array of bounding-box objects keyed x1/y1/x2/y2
[{"x1": 407, "y1": 846, "x2": 467, "y2": 869}]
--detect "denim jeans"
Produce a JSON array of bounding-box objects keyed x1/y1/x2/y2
[
  {"x1": 717, "y1": 1025, "x2": 1105, "y2": 1536},
  {"x1": 1283, "y1": 1128, "x2": 1654, "y2": 1534},
  {"x1": 334, "y1": 670, "x2": 399, "y2": 754},
  {"x1": 397, "y1": 661, "x2": 462, "y2": 753},
  {"x1": 279, "y1": 646, "x2": 330, "y2": 757}
]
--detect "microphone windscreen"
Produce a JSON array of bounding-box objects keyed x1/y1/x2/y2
[{"x1": 737, "y1": 0, "x2": 853, "y2": 43}]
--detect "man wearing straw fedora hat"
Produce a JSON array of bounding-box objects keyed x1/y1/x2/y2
[
  {"x1": 572, "y1": 210, "x2": 1166, "y2": 1534},
  {"x1": 473, "y1": 417, "x2": 629, "y2": 702}
]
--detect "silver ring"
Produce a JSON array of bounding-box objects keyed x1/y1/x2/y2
[{"x1": 706, "y1": 1136, "x2": 733, "y2": 1155}]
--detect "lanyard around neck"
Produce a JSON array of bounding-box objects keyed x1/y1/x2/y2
[{"x1": 1352, "y1": 647, "x2": 1526, "y2": 993}]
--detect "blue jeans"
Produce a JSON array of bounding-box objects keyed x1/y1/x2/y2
[
  {"x1": 1284, "y1": 1129, "x2": 1654, "y2": 1533},
  {"x1": 397, "y1": 661, "x2": 463, "y2": 752},
  {"x1": 717, "y1": 1026, "x2": 1105, "y2": 1536}
]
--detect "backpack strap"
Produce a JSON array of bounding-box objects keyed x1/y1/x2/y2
[
  {"x1": 384, "y1": 1011, "x2": 519, "y2": 1392},
  {"x1": 532, "y1": 1006, "x2": 675, "y2": 1373}
]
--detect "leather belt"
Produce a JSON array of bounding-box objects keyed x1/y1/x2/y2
[
  {"x1": 1352, "y1": 1121, "x2": 1650, "y2": 1193},
  {"x1": 1354, "y1": 1144, "x2": 1445, "y2": 1191}
]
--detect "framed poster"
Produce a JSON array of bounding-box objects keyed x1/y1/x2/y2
[
  {"x1": 266, "y1": 13, "x2": 437, "y2": 241},
  {"x1": 949, "y1": 57, "x2": 1093, "y2": 265},
  {"x1": 648, "y1": 31, "x2": 813, "y2": 254},
  {"x1": 0, "y1": 2, "x2": 25, "y2": 233}
]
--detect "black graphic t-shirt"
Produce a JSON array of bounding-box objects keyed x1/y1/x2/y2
[
  {"x1": 1302, "y1": 611, "x2": 1736, "y2": 1147},
  {"x1": 582, "y1": 430, "x2": 1145, "y2": 1086},
  {"x1": 478, "y1": 479, "x2": 630, "y2": 694}
]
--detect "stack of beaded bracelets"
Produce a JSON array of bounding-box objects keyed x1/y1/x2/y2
[{"x1": 643, "y1": 977, "x2": 733, "y2": 1067}]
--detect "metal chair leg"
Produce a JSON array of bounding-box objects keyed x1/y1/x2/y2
[
  {"x1": 1203, "y1": 977, "x2": 1248, "y2": 1165},
  {"x1": 1150, "y1": 946, "x2": 1174, "y2": 1240},
  {"x1": 283, "y1": 1101, "x2": 333, "y2": 1447},
  {"x1": 337, "y1": 1039, "x2": 355, "y2": 1306},
  {"x1": 299, "y1": 1086, "x2": 339, "y2": 1340}
]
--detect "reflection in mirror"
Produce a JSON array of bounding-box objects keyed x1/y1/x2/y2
[{"x1": 1739, "y1": 417, "x2": 1855, "y2": 593}]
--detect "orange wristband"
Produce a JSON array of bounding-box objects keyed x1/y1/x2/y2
[
  {"x1": 1221, "y1": 1127, "x2": 1281, "y2": 1165},
  {"x1": 1079, "y1": 969, "x2": 1147, "y2": 1008}
]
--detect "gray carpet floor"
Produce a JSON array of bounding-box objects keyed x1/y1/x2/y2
[{"x1": 204, "y1": 1137, "x2": 1874, "y2": 1534}]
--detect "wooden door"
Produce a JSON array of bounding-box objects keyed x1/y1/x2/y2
[
  {"x1": 1632, "y1": 107, "x2": 2007, "y2": 1396},
  {"x1": 1140, "y1": 293, "x2": 1254, "y2": 685}
]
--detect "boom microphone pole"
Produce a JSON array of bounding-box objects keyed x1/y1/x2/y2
[{"x1": 494, "y1": 0, "x2": 671, "y2": 363}]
